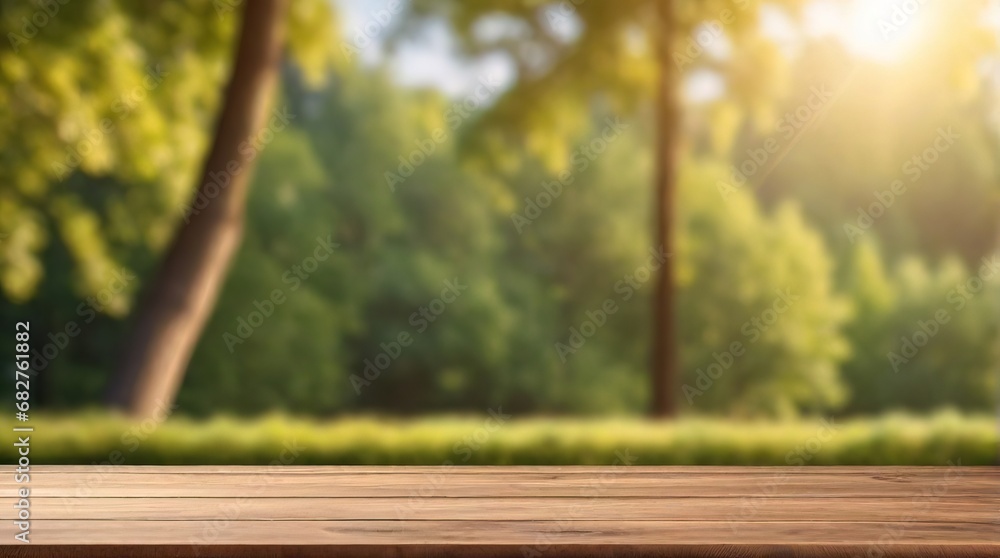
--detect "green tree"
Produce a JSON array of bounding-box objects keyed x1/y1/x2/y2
[
  {"x1": 841, "y1": 240, "x2": 998, "y2": 413},
  {"x1": 0, "y1": 0, "x2": 335, "y2": 417},
  {"x1": 396, "y1": 0, "x2": 797, "y2": 416},
  {"x1": 106, "y1": 0, "x2": 294, "y2": 417},
  {"x1": 178, "y1": 66, "x2": 523, "y2": 415},
  {"x1": 676, "y1": 162, "x2": 849, "y2": 416}
]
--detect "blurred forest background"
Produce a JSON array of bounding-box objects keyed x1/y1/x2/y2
[{"x1": 1, "y1": 0, "x2": 1000, "y2": 455}]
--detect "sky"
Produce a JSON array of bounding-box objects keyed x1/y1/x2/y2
[
  {"x1": 335, "y1": 0, "x2": 516, "y2": 97},
  {"x1": 334, "y1": 0, "x2": 1000, "y2": 100}
]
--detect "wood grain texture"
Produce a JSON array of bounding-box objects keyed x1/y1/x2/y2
[
  {"x1": 29, "y1": 465, "x2": 1000, "y2": 474},
  {"x1": 5, "y1": 497, "x2": 998, "y2": 522},
  {"x1": 18, "y1": 473, "x2": 997, "y2": 498},
  {"x1": 0, "y1": 466, "x2": 997, "y2": 557}
]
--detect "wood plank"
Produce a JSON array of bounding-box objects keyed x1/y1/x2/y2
[
  {"x1": 15, "y1": 471, "x2": 991, "y2": 498},
  {"x1": 20, "y1": 465, "x2": 994, "y2": 475},
  {"x1": 4, "y1": 545, "x2": 1000, "y2": 558},
  {"x1": 3, "y1": 496, "x2": 997, "y2": 522},
  {"x1": 1, "y1": 466, "x2": 996, "y2": 557},
  {"x1": 2, "y1": 520, "x2": 998, "y2": 545}
]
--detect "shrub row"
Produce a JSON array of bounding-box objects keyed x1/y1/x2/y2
[{"x1": 3, "y1": 410, "x2": 995, "y2": 466}]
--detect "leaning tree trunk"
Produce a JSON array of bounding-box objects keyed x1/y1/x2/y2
[
  {"x1": 651, "y1": 0, "x2": 680, "y2": 418},
  {"x1": 106, "y1": 0, "x2": 288, "y2": 418}
]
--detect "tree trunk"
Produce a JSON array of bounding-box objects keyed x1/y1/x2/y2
[
  {"x1": 651, "y1": 0, "x2": 680, "y2": 418},
  {"x1": 106, "y1": 0, "x2": 289, "y2": 419}
]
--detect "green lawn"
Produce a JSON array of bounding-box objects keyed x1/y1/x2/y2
[{"x1": 5, "y1": 410, "x2": 995, "y2": 465}]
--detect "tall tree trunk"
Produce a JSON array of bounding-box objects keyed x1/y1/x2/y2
[
  {"x1": 651, "y1": 0, "x2": 680, "y2": 418},
  {"x1": 106, "y1": 0, "x2": 289, "y2": 419}
]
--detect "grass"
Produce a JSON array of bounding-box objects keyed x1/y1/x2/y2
[{"x1": 3, "y1": 410, "x2": 995, "y2": 465}]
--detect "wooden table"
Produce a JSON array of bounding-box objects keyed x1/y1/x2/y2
[{"x1": 2, "y1": 466, "x2": 998, "y2": 557}]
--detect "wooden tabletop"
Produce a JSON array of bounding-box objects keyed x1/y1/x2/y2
[{"x1": 1, "y1": 466, "x2": 998, "y2": 557}]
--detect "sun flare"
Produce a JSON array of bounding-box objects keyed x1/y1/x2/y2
[
  {"x1": 805, "y1": 0, "x2": 930, "y2": 63},
  {"x1": 842, "y1": 0, "x2": 930, "y2": 62}
]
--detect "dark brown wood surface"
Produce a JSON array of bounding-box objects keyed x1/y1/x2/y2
[{"x1": 2, "y1": 466, "x2": 998, "y2": 557}]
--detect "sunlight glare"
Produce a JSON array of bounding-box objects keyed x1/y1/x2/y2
[
  {"x1": 843, "y1": 0, "x2": 929, "y2": 62},
  {"x1": 805, "y1": 0, "x2": 929, "y2": 63}
]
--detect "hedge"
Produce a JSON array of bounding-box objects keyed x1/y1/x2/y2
[{"x1": 3, "y1": 410, "x2": 995, "y2": 465}]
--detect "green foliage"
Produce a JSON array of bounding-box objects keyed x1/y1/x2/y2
[
  {"x1": 840, "y1": 241, "x2": 1000, "y2": 414},
  {"x1": 23, "y1": 64, "x2": 996, "y2": 419},
  {"x1": 173, "y1": 69, "x2": 518, "y2": 415},
  {"x1": 396, "y1": 0, "x2": 797, "y2": 170},
  {"x1": 2, "y1": 411, "x2": 992, "y2": 465},
  {"x1": 5, "y1": 1, "x2": 1000, "y2": 420},
  {"x1": 0, "y1": 0, "x2": 337, "y2": 304},
  {"x1": 487, "y1": 115, "x2": 852, "y2": 416},
  {"x1": 77, "y1": 66, "x2": 847, "y2": 418},
  {"x1": 677, "y1": 163, "x2": 850, "y2": 416}
]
